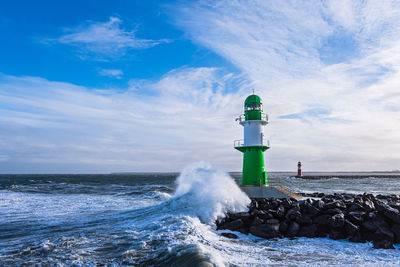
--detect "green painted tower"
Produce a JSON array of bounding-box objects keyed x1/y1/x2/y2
[{"x1": 234, "y1": 94, "x2": 270, "y2": 186}]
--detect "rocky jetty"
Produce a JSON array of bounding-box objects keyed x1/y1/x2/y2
[
  {"x1": 217, "y1": 192, "x2": 400, "y2": 249},
  {"x1": 298, "y1": 175, "x2": 400, "y2": 179}
]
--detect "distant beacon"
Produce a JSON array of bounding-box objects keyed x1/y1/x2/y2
[
  {"x1": 234, "y1": 93, "x2": 300, "y2": 199},
  {"x1": 234, "y1": 94, "x2": 269, "y2": 186},
  {"x1": 297, "y1": 161, "x2": 302, "y2": 177}
]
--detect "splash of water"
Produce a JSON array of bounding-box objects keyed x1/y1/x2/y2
[{"x1": 172, "y1": 162, "x2": 250, "y2": 224}]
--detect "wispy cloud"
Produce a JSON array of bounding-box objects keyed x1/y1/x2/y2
[
  {"x1": 172, "y1": 1, "x2": 400, "y2": 81},
  {"x1": 0, "y1": 69, "x2": 248, "y2": 173},
  {"x1": 168, "y1": 0, "x2": 400, "y2": 171},
  {"x1": 3, "y1": 1, "x2": 400, "y2": 172},
  {"x1": 47, "y1": 17, "x2": 170, "y2": 59},
  {"x1": 98, "y1": 69, "x2": 123, "y2": 79}
]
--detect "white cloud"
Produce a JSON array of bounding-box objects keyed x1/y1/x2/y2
[
  {"x1": 168, "y1": 0, "x2": 400, "y2": 171},
  {"x1": 0, "y1": 69, "x2": 248, "y2": 173},
  {"x1": 50, "y1": 17, "x2": 170, "y2": 59},
  {"x1": 99, "y1": 69, "x2": 123, "y2": 79},
  {"x1": 3, "y1": 1, "x2": 400, "y2": 172}
]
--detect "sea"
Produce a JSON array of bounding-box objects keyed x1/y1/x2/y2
[{"x1": 1, "y1": 162, "x2": 400, "y2": 266}]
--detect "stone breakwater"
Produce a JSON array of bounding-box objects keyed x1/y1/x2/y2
[{"x1": 216, "y1": 193, "x2": 400, "y2": 249}]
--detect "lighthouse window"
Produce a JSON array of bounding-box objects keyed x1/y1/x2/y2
[{"x1": 245, "y1": 104, "x2": 262, "y2": 111}]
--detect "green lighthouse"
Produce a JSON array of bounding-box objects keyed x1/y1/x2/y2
[
  {"x1": 235, "y1": 94, "x2": 270, "y2": 186},
  {"x1": 234, "y1": 94, "x2": 300, "y2": 199}
]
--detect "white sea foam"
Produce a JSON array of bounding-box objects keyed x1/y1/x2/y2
[
  {"x1": 172, "y1": 161, "x2": 250, "y2": 224},
  {"x1": 3, "y1": 169, "x2": 400, "y2": 266},
  {"x1": 120, "y1": 162, "x2": 251, "y2": 266},
  {"x1": 153, "y1": 163, "x2": 400, "y2": 266}
]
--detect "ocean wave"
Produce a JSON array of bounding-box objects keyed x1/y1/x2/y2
[
  {"x1": 171, "y1": 162, "x2": 250, "y2": 223},
  {"x1": 3, "y1": 165, "x2": 400, "y2": 266},
  {"x1": 116, "y1": 162, "x2": 250, "y2": 266}
]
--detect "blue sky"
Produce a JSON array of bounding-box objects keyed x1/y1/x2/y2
[
  {"x1": 1, "y1": 0, "x2": 400, "y2": 173},
  {"x1": 0, "y1": 1, "x2": 233, "y2": 87}
]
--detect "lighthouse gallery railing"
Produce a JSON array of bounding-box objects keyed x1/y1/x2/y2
[
  {"x1": 234, "y1": 139, "x2": 270, "y2": 147},
  {"x1": 235, "y1": 113, "x2": 268, "y2": 122}
]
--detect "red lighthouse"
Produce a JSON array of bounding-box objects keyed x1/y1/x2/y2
[{"x1": 297, "y1": 161, "x2": 302, "y2": 177}]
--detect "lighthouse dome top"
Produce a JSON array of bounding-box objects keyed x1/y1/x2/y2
[{"x1": 245, "y1": 94, "x2": 262, "y2": 105}]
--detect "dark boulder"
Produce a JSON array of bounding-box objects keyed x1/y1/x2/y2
[
  {"x1": 373, "y1": 239, "x2": 394, "y2": 249},
  {"x1": 333, "y1": 193, "x2": 344, "y2": 200},
  {"x1": 298, "y1": 224, "x2": 317, "y2": 238},
  {"x1": 227, "y1": 212, "x2": 252, "y2": 227},
  {"x1": 267, "y1": 209, "x2": 278, "y2": 218},
  {"x1": 266, "y1": 218, "x2": 280, "y2": 224},
  {"x1": 367, "y1": 211, "x2": 377, "y2": 220},
  {"x1": 270, "y1": 199, "x2": 281, "y2": 209},
  {"x1": 324, "y1": 208, "x2": 343, "y2": 215},
  {"x1": 361, "y1": 214, "x2": 389, "y2": 234},
  {"x1": 221, "y1": 232, "x2": 238, "y2": 239},
  {"x1": 343, "y1": 194, "x2": 354, "y2": 201},
  {"x1": 238, "y1": 227, "x2": 249, "y2": 235},
  {"x1": 303, "y1": 201, "x2": 320, "y2": 216},
  {"x1": 312, "y1": 200, "x2": 324, "y2": 210},
  {"x1": 364, "y1": 200, "x2": 375, "y2": 212},
  {"x1": 349, "y1": 231, "x2": 366, "y2": 243},
  {"x1": 374, "y1": 200, "x2": 389, "y2": 212},
  {"x1": 328, "y1": 213, "x2": 345, "y2": 228},
  {"x1": 258, "y1": 211, "x2": 274, "y2": 220},
  {"x1": 250, "y1": 209, "x2": 259, "y2": 217},
  {"x1": 305, "y1": 198, "x2": 314, "y2": 205},
  {"x1": 257, "y1": 199, "x2": 267, "y2": 209},
  {"x1": 307, "y1": 205, "x2": 320, "y2": 216},
  {"x1": 313, "y1": 214, "x2": 331, "y2": 225},
  {"x1": 251, "y1": 216, "x2": 264, "y2": 226},
  {"x1": 344, "y1": 219, "x2": 359, "y2": 236},
  {"x1": 279, "y1": 220, "x2": 289, "y2": 234},
  {"x1": 354, "y1": 196, "x2": 364, "y2": 205},
  {"x1": 324, "y1": 200, "x2": 346, "y2": 210},
  {"x1": 276, "y1": 205, "x2": 286, "y2": 219},
  {"x1": 362, "y1": 229, "x2": 376, "y2": 242},
  {"x1": 218, "y1": 219, "x2": 244, "y2": 231},
  {"x1": 363, "y1": 193, "x2": 374, "y2": 200},
  {"x1": 348, "y1": 203, "x2": 364, "y2": 212},
  {"x1": 390, "y1": 202, "x2": 400, "y2": 210},
  {"x1": 249, "y1": 199, "x2": 259, "y2": 211},
  {"x1": 249, "y1": 223, "x2": 280, "y2": 239},
  {"x1": 344, "y1": 199, "x2": 355, "y2": 205},
  {"x1": 299, "y1": 200, "x2": 307, "y2": 211},
  {"x1": 368, "y1": 213, "x2": 389, "y2": 228},
  {"x1": 259, "y1": 202, "x2": 272, "y2": 211},
  {"x1": 229, "y1": 212, "x2": 250, "y2": 221},
  {"x1": 296, "y1": 214, "x2": 313, "y2": 225},
  {"x1": 285, "y1": 221, "x2": 300, "y2": 237},
  {"x1": 374, "y1": 226, "x2": 394, "y2": 242},
  {"x1": 348, "y1": 211, "x2": 365, "y2": 224},
  {"x1": 291, "y1": 201, "x2": 300, "y2": 209},
  {"x1": 329, "y1": 229, "x2": 347, "y2": 240},
  {"x1": 315, "y1": 224, "x2": 330, "y2": 237},
  {"x1": 383, "y1": 206, "x2": 400, "y2": 223},
  {"x1": 391, "y1": 224, "x2": 400, "y2": 243},
  {"x1": 281, "y1": 198, "x2": 293, "y2": 209},
  {"x1": 286, "y1": 207, "x2": 301, "y2": 221},
  {"x1": 361, "y1": 219, "x2": 379, "y2": 232},
  {"x1": 321, "y1": 196, "x2": 333, "y2": 203}
]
